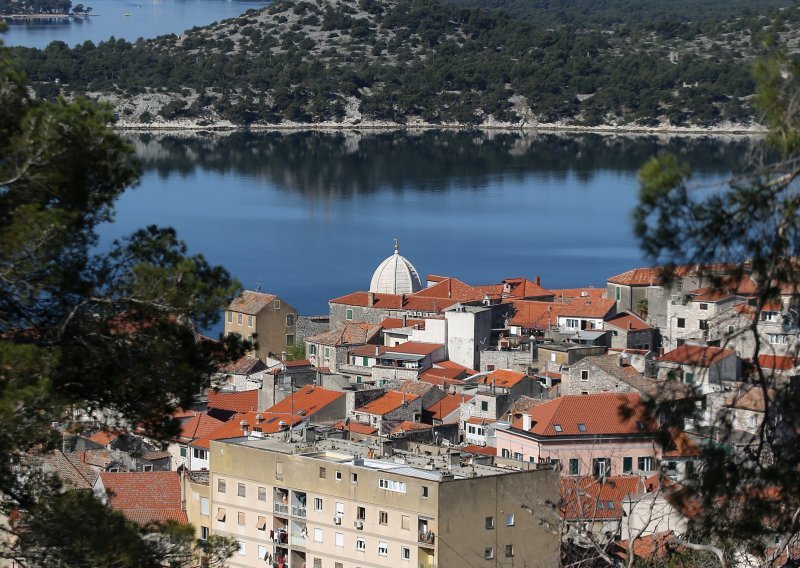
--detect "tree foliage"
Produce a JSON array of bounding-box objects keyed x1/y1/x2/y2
[{"x1": 0, "y1": 34, "x2": 243, "y2": 566}]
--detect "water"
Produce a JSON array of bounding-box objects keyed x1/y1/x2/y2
[
  {"x1": 2, "y1": 0, "x2": 268, "y2": 49},
  {"x1": 99, "y1": 130, "x2": 756, "y2": 324}
]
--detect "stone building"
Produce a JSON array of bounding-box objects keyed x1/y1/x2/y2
[
  {"x1": 603, "y1": 311, "x2": 659, "y2": 351},
  {"x1": 225, "y1": 290, "x2": 298, "y2": 362}
]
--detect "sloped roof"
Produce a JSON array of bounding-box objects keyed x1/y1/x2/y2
[
  {"x1": 659, "y1": 344, "x2": 735, "y2": 367},
  {"x1": 333, "y1": 421, "x2": 378, "y2": 435},
  {"x1": 663, "y1": 428, "x2": 702, "y2": 458},
  {"x1": 192, "y1": 411, "x2": 304, "y2": 449},
  {"x1": 266, "y1": 385, "x2": 344, "y2": 417},
  {"x1": 207, "y1": 390, "x2": 259, "y2": 413},
  {"x1": 560, "y1": 475, "x2": 646, "y2": 520},
  {"x1": 425, "y1": 393, "x2": 471, "y2": 420},
  {"x1": 228, "y1": 290, "x2": 277, "y2": 315},
  {"x1": 757, "y1": 354, "x2": 799, "y2": 371},
  {"x1": 477, "y1": 369, "x2": 527, "y2": 389},
  {"x1": 461, "y1": 444, "x2": 496, "y2": 456},
  {"x1": 513, "y1": 393, "x2": 656, "y2": 437},
  {"x1": 391, "y1": 381, "x2": 436, "y2": 396},
  {"x1": 557, "y1": 297, "x2": 616, "y2": 318},
  {"x1": 604, "y1": 311, "x2": 652, "y2": 331},
  {"x1": 607, "y1": 268, "x2": 669, "y2": 286},
  {"x1": 88, "y1": 430, "x2": 119, "y2": 446},
  {"x1": 39, "y1": 450, "x2": 99, "y2": 490},
  {"x1": 507, "y1": 300, "x2": 564, "y2": 329},
  {"x1": 308, "y1": 322, "x2": 381, "y2": 347},
  {"x1": 575, "y1": 355, "x2": 693, "y2": 400},
  {"x1": 380, "y1": 317, "x2": 426, "y2": 330},
  {"x1": 502, "y1": 277, "x2": 552, "y2": 298},
  {"x1": 355, "y1": 391, "x2": 419, "y2": 416},
  {"x1": 724, "y1": 385, "x2": 775, "y2": 412},
  {"x1": 100, "y1": 471, "x2": 187, "y2": 525},
  {"x1": 218, "y1": 355, "x2": 266, "y2": 375},
  {"x1": 178, "y1": 412, "x2": 225, "y2": 442},
  {"x1": 550, "y1": 288, "x2": 607, "y2": 300},
  {"x1": 509, "y1": 395, "x2": 547, "y2": 414},
  {"x1": 329, "y1": 291, "x2": 459, "y2": 313},
  {"x1": 285, "y1": 359, "x2": 312, "y2": 368},
  {"x1": 390, "y1": 421, "x2": 435, "y2": 435},
  {"x1": 414, "y1": 277, "x2": 486, "y2": 302}
]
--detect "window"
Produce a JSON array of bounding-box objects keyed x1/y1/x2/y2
[
  {"x1": 238, "y1": 541, "x2": 246, "y2": 556},
  {"x1": 357, "y1": 506, "x2": 366, "y2": 520},
  {"x1": 362, "y1": 356, "x2": 369, "y2": 366},
  {"x1": 699, "y1": 303, "x2": 708, "y2": 310},
  {"x1": 485, "y1": 516, "x2": 494, "y2": 529},
  {"x1": 274, "y1": 299, "x2": 281, "y2": 310},
  {"x1": 335, "y1": 470, "x2": 342, "y2": 481},
  {"x1": 699, "y1": 319, "x2": 708, "y2": 330},
  {"x1": 487, "y1": 364, "x2": 496, "y2": 371},
  {"x1": 485, "y1": 547, "x2": 494, "y2": 560},
  {"x1": 180, "y1": 446, "x2": 187, "y2": 458},
  {"x1": 421, "y1": 486, "x2": 429, "y2": 498},
  {"x1": 580, "y1": 370, "x2": 588, "y2": 381},
  {"x1": 351, "y1": 473, "x2": 358, "y2": 484},
  {"x1": 346, "y1": 309, "x2": 353, "y2": 320},
  {"x1": 378, "y1": 478, "x2": 406, "y2": 493},
  {"x1": 551, "y1": 353, "x2": 557, "y2": 362},
  {"x1": 638, "y1": 457, "x2": 654, "y2": 472},
  {"x1": 286, "y1": 313, "x2": 295, "y2": 326},
  {"x1": 247, "y1": 314, "x2": 253, "y2": 327},
  {"x1": 314, "y1": 528, "x2": 323, "y2": 543},
  {"x1": 501, "y1": 448, "x2": 510, "y2": 458},
  {"x1": 227, "y1": 311, "x2": 232, "y2": 323},
  {"x1": 566, "y1": 318, "x2": 579, "y2": 328},
  {"x1": 481, "y1": 401, "x2": 489, "y2": 412},
  {"x1": 309, "y1": 344, "x2": 316, "y2": 355},
  {"x1": 237, "y1": 313, "x2": 242, "y2": 325},
  {"x1": 683, "y1": 371, "x2": 694, "y2": 385},
  {"x1": 336, "y1": 502, "x2": 345, "y2": 516},
  {"x1": 401, "y1": 546, "x2": 411, "y2": 560},
  {"x1": 505, "y1": 544, "x2": 514, "y2": 558},
  {"x1": 615, "y1": 286, "x2": 621, "y2": 300},
  {"x1": 257, "y1": 516, "x2": 266, "y2": 531},
  {"x1": 676, "y1": 318, "x2": 686, "y2": 328},
  {"x1": 324, "y1": 346, "x2": 330, "y2": 358},
  {"x1": 727, "y1": 325, "x2": 735, "y2": 334},
  {"x1": 550, "y1": 458, "x2": 560, "y2": 468},
  {"x1": 314, "y1": 497, "x2": 323, "y2": 511},
  {"x1": 623, "y1": 456, "x2": 633, "y2": 474},
  {"x1": 378, "y1": 542, "x2": 388, "y2": 556},
  {"x1": 286, "y1": 334, "x2": 295, "y2": 345},
  {"x1": 258, "y1": 545, "x2": 268, "y2": 561},
  {"x1": 319, "y1": 467, "x2": 326, "y2": 478},
  {"x1": 335, "y1": 532, "x2": 344, "y2": 547},
  {"x1": 593, "y1": 457, "x2": 611, "y2": 478},
  {"x1": 313, "y1": 560, "x2": 322, "y2": 568},
  {"x1": 258, "y1": 486, "x2": 267, "y2": 501},
  {"x1": 401, "y1": 515, "x2": 410, "y2": 530},
  {"x1": 748, "y1": 414, "x2": 758, "y2": 428},
  {"x1": 379, "y1": 511, "x2": 388, "y2": 525},
  {"x1": 193, "y1": 448, "x2": 207, "y2": 460},
  {"x1": 238, "y1": 511, "x2": 245, "y2": 526},
  {"x1": 216, "y1": 507, "x2": 226, "y2": 522},
  {"x1": 769, "y1": 334, "x2": 789, "y2": 345},
  {"x1": 569, "y1": 458, "x2": 580, "y2": 475},
  {"x1": 237, "y1": 483, "x2": 246, "y2": 497},
  {"x1": 276, "y1": 461, "x2": 283, "y2": 480},
  {"x1": 553, "y1": 424, "x2": 562, "y2": 432},
  {"x1": 356, "y1": 537, "x2": 366, "y2": 551},
  {"x1": 577, "y1": 423, "x2": 587, "y2": 432},
  {"x1": 217, "y1": 479, "x2": 226, "y2": 493},
  {"x1": 506, "y1": 513, "x2": 515, "y2": 526},
  {"x1": 200, "y1": 497, "x2": 209, "y2": 516},
  {"x1": 200, "y1": 526, "x2": 209, "y2": 540}
]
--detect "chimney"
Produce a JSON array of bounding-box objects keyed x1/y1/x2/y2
[
  {"x1": 534, "y1": 276, "x2": 541, "y2": 286},
  {"x1": 402, "y1": 314, "x2": 407, "y2": 327},
  {"x1": 368, "y1": 292, "x2": 375, "y2": 307},
  {"x1": 375, "y1": 345, "x2": 380, "y2": 357},
  {"x1": 522, "y1": 414, "x2": 532, "y2": 431},
  {"x1": 628, "y1": 322, "x2": 633, "y2": 330},
  {"x1": 240, "y1": 419, "x2": 249, "y2": 437}
]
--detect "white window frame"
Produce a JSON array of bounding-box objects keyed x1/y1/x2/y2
[
  {"x1": 314, "y1": 497, "x2": 323, "y2": 511},
  {"x1": 314, "y1": 528, "x2": 323, "y2": 543},
  {"x1": 378, "y1": 542, "x2": 388, "y2": 556},
  {"x1": 356, "y1": 537, "x2": 366, "y2": 551}
]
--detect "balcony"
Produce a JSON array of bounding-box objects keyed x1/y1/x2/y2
[
  {"x1": 292, "y1": 505, "x2": 306, "y2": 518},
  {"x1": 274, "y1": 502, "x2": 289, "y2": 515},
  {"x1": 290, "y1": 535, "x2": 306, "y2": 548},
  {"x1": 418, "y1": 530, "x2": 435, "y2": 545}
]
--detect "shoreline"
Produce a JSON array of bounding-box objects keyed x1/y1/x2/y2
[{"x1": 113, "y1": 118, "x2": 768, "y2": 137}]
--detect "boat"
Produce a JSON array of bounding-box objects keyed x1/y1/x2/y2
[{"x1": 123, "y1": 12, "x2": 131, "y2": 16}]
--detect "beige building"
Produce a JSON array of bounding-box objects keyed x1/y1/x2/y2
[
  {"x1": 226, "y1": 290, "x2": 298, "y2": 361},
  {"x1": 186, "y1": 434, "x2": 559, "y2": 568}
]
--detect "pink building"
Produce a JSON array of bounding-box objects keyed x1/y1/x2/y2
[{"x1": 494, "y1": 393, "x2": 662, "y2": 477}]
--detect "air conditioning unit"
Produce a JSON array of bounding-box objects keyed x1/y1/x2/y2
[
  {"x1": 333, "y1": 516, "x2": 341, "y2": 525},
  {"x1": 354, "y1": 521, "x2": 364, "y2": 530}
]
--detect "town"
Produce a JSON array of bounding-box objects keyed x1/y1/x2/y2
[{"x1": 39, "y1": 241, "x2": 795, "y2": 567}]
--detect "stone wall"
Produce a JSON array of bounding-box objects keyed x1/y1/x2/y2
[
  {"x1": 479, "y1": 348, "x2": 535, "y2": 373},
  {"x1": 296, "y1": 315, "x2": 329, "y2": 343},
  {"x1": 563, "y1": 359, "x2": 638, "y2": 396}
]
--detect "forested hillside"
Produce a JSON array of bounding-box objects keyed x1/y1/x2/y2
[{"x1": 10, "y1": 0, "x2": 800, "y2": 128}]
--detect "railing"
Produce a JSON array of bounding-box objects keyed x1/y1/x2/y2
[
  {"x1": 292, "y1": 505, "x2": 306, "y2": 518},
  {"x1": 290, "y1": 535, "x2": 306, "y2": 548},
  {"x1": 418, "y1": 563, "x2": 436, "y2": 568},
  {"x1": 274, "y1": 502, "x2": 289, "y2": 515},
  {"x1": 418, "y1": 531, "x2": 435, "y2": 545}
]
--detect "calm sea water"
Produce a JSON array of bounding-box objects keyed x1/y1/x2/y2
[
  {"x1": 98, "y1": 130, "x2": 755, "y2": 322},
  {"x1": 2, "y1": 0, "x2": 268, "y2": 49}
]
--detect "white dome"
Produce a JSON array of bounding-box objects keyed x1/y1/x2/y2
[{"x1": 369, "y1": 241, "x2": 422, "y2": 295}]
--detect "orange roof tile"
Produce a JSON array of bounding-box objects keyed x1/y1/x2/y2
[
  {"x1": 607, "y1": 268, "x2": 666, "y2": 286},
  {"x1": 266, "y1": 385, "x2": 344, "y2": 417},
  {"x1": 551, "y1": 288, "x2": 607, "y2": 300},
  {"x1": 218, "y1": 355, "x2": 266, "y2": 375},
  {"x1": 461, "y1": 444, "x2": 496, "y2": 456},
  {"x1": 380, "y1": 317, "x2": 426, "y2": 330},
  {"x1": 356, "y1": 391, "x2": 419, "y2": 416},
  {"x1": 418, "y1": 374, "x2": 466, "y2": 389},
  {"x1": 100, "y1": 471, "x2": 187, "y2": 526},
  {"x1": 178, "y1": 412, "x2": 225, "y2": 442},
  {"x1": 88, "y1": 430, "x2": 119, "y2": 446},
  {"x1": 508, "y1": 300, "x2": 564, "y2": 329},
  {"x1": 228, "y1": 290, "x2": 278, "y2": 315},
  {"x1": 501, "y1": 277, "x2": 552, "y2": 299},
  {"x1": 478, "y1": 369, "x2": 527, "y2": 389},
  {"x1": 514, "y1": 393, "x2": 656, "y2": 437},
  {"x1": 390, "y1": 421, "x2": 435, "y2": 435},
  {"x1": 192, "y1": 411, "x2": 304, "y2": 449},
  {"x1": 604, "y1": 312, "x2": 652, "y2": 331},
  {"x1": 285, "y1": 359, "x2": 311, "y2": 368},
  {"x1": 425, "y1": 393, "x2": 471, "y2": 420},
  {"x1": 724, "y1": 385, "x2": 776, "y2": 412},
  {"x1": 207, "y1": 390, "x2": 259, "y2": 413},
  {"x1": 659, "y1": 344, "x2": 735, "y2": 367},
  {"x1": 556, "y1": 297, "x2": 616, "y2": 318},
  {"x1": 308, "y1": 321, "x2": 381, "y2": 347},
  {"x1": 333, "y1": 421, "x2": 378, "y2": 435},
  {"x1": 330, "y1": 291, "x2": 461, "y2": 313},
  {"x1": 757, "y1": 354, "x2": 799, "y2": 371},
  {"x1": 414, "y1": 277, "x2": 486, "y2": 302},
  {"x1": 663, "y1": 428, "x2": 702, "y2": 458},
  {"x1": 560, "y1": 475, "x2": 647, "y2": 520},
  {"x1": 689, "y1": 288, "x2": 736, "y2": 303}
]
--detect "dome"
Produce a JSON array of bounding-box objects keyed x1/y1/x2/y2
[{"x1": 369, "y1": 240, "x2": 423, "y2": 295}]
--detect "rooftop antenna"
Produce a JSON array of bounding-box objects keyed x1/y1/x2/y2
[{"x1": 256, "y1": 282, "x2": 262, "y2": 292}]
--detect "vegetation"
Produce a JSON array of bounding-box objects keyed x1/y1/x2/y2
[
  {"x1": 9, "y1": 0, "x2": 800, "y2": 127},
  {"x1": 0, "y1": 30, "x2": 243, "y2": 566},
  {"x1": 0, "y1": 0, "x2": 72, "y2": 15}
]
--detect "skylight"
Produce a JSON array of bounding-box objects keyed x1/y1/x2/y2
[
  {"x1": 553, "y1": 424, "x2": 562, "y2": 432},
  {"x1": 577, "y1": 423, "x2": 587, "y2": 432}
]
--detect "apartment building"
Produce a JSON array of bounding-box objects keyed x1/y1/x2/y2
[
  {"x1": 225, "y1": 290, "x2": 298, "y2": 361},
  {"x1": 187, "y1": 435, "x2": 559, "y2": 568}
]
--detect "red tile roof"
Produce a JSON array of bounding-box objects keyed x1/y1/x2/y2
[
  {"x1": 461, "y1": 444, "x2": 496, "y2": 456},
  {"x1": 380, "y1": 317, "x2": 426, "y2": 330},
  {"x1": 514, "y1": 393, "x2": 656, "y2": 437},
  {"x1": 507, "y1": 300, "x2": 564, "y2": 329},
  {"x1": 228, "y1": 290, "x2": 277, "y2": 315},
  {"x1": 207, "y1": 390, "x2": 259, "y2": 413},
  {"x1": 351, "y1": 341, "x2": 443, "y2": 358},
  {"x1": 218, "y1": 355, "x2": 266, "y2": 375},
  {"x1": 604, "y1": 311, "x2": 652, "y2": 331},
  {"x1": 88, "y1": 430, "x2": 119, "y2": 446},
  {"x1": 390, "y1": 421, "x2": 434, "y2": 435},
  {"x1": 100, "y1": 471, "x2": 187, "y2": 526},
  {"x1": 425, "y1": 393, "x2": 471, "y2": 420},
  {"x1": 192, "y1": 411, "x2": 303, "y2": 449},
  {"x1": 333, "y1": 421, "x2": 378, "y2": 435},
  {"x1": 556, "y1": 297, "x2": 616, "y2": 319},
  {"x1": 414, "y1": 277, "x2": 486, "y2": 302},
  {"x1": 560, "y1": 475, "x2": 647, "y2": 520},
  {"x1": 40, "y1": 450, "x2": 99, "y2": 490},
  {"x1": 757, "y1": 354, "x2": 799, "y2": 371},
  {"x1": 329, "y1": 291, "x2": 459, "y2": 313},
  {"x1": 418, "y1": 374, "x2": 467, "y2": 389},
  {"x1": 724, "y1": 385, "x2": 775, "y2": 412},
  {"x1": 285, "y1": 358, "x2": 312, "y2": 368},
  {"x1": 477, "y1": 369, "x2": 527, "y2": 389},
  {"x1": 689, "y1": 288, "x2": 735, "y2": 303},
  {"x1": 659, "y1": 344, "x2": 735, "y2": 367},
  {"x1": 550, "y1": 288, "x2": 607, "y2": 300},
  {"x1": 178, "y1": 412, "x2": 225, "y2": 442},
  {"x1": 663, "y1": 428, "x2": 702, "y2": 458},
  {"x1": 265, "y1": 385, "x2": 344, "y2": 417},
  {"x1": 501, "y1": 277, "x2": 552, "y2": 299},
  {"x1": 308, "y1": 322, "x2": 381, "y2": 347},
  {"x1": 356, "y1": 391, "x2": 419, "y2": 416}
]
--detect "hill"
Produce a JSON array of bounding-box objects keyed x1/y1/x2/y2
[{"x1": 10, "y1": 0, "x2": 800, "y2": 129}]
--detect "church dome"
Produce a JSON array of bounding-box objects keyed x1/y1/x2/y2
[{"x1": 369, "y1": 240, "x2": 423, "y2": 295}]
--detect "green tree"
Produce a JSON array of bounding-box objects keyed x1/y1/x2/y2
[
  {"x1": 0, "y1": 35, "x2": 242, "y2": 565},
  {"x1": 633, "y1": 46, "x2": 800, "y2": 564}
]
